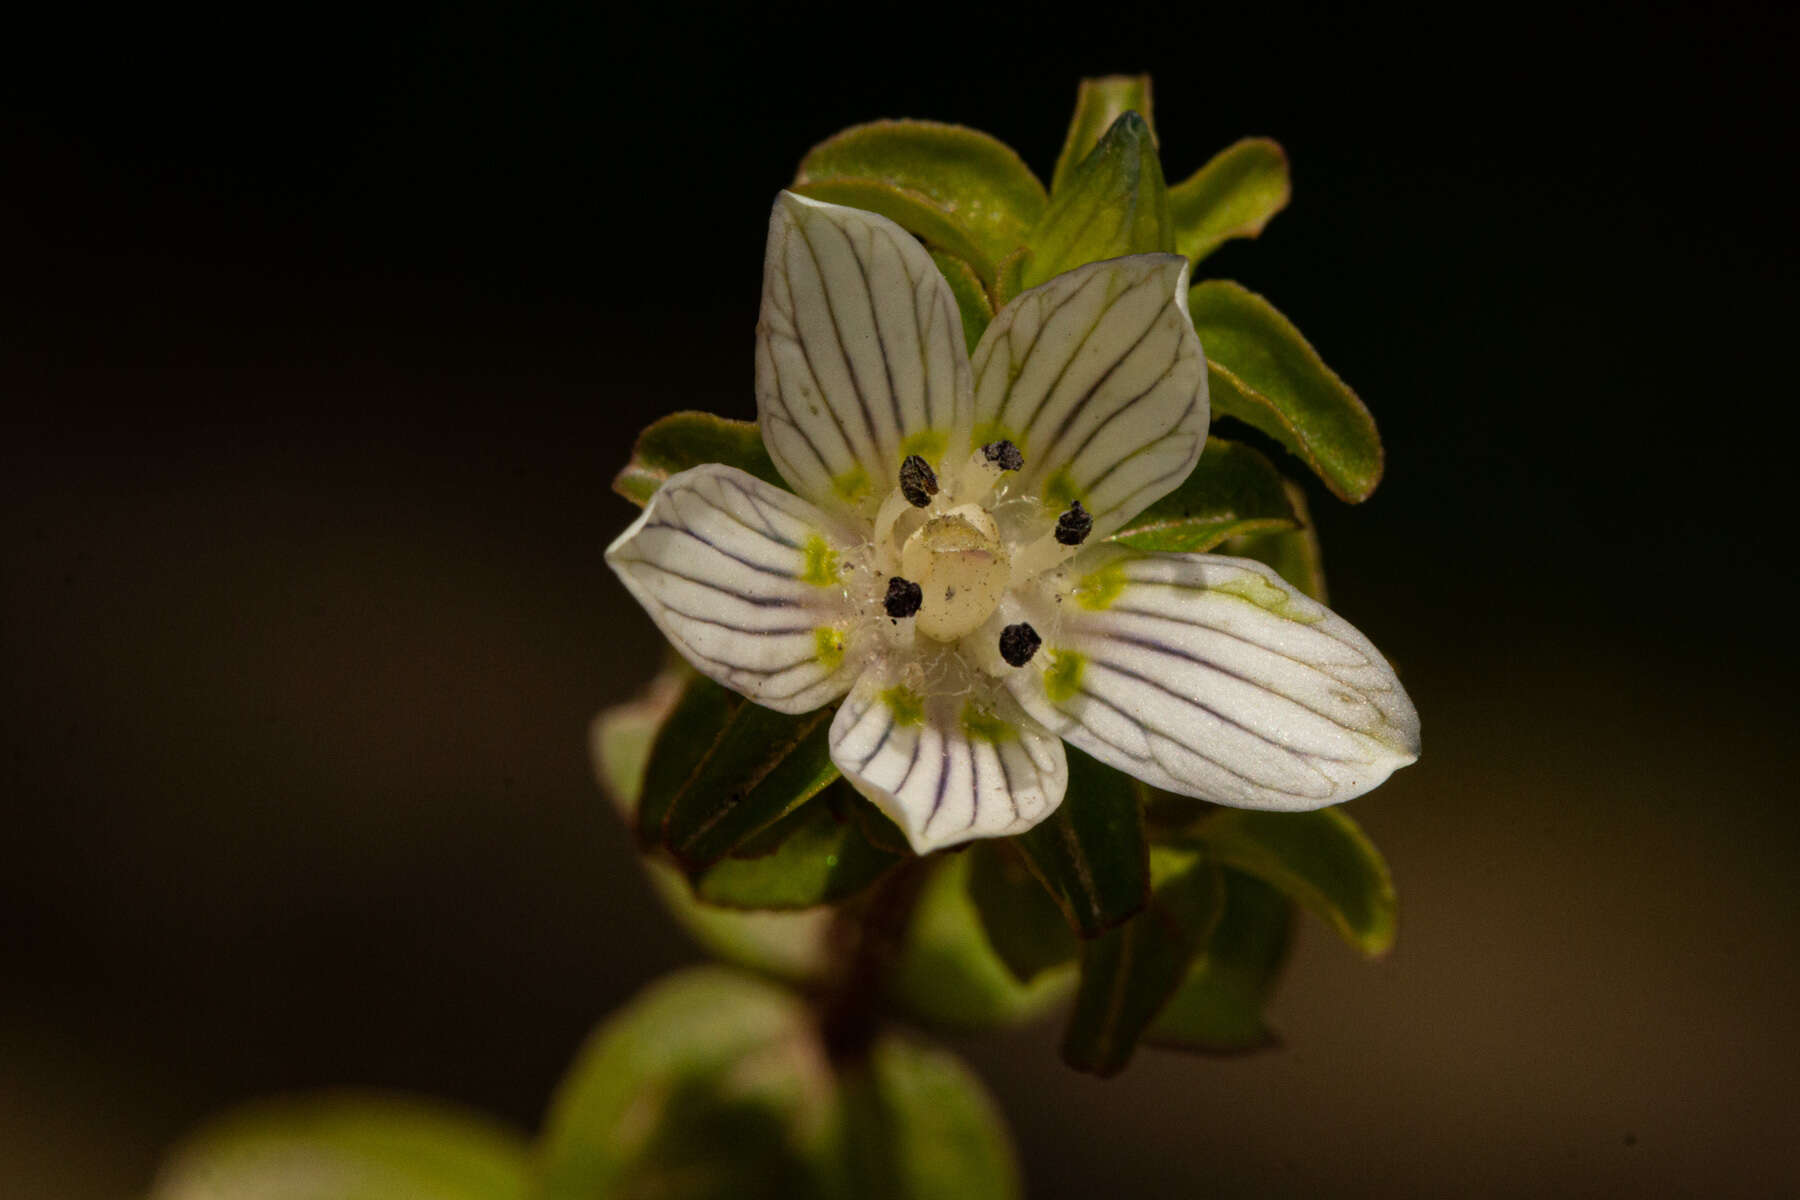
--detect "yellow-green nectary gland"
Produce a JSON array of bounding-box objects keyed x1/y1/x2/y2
[{"x1": 899, "y1": 504, "x2": 1011, "y2": 642}]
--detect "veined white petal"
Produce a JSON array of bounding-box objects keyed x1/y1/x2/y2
[
  {"x1": 605, "y1": 465, "x2": 863, "y2": 714},
  {"x1": 970, "y1": 254, "x2": 1207, "y2": 539},
  {"x1": 830, "y1": 664, "x2": 1067, "y2": 854},
  {"x1": 756, "y1": 192, "x2": 973, "y2": 519},
  {"x1": 1003, "y1": 549, "x2": 1418, "y2": 810}
]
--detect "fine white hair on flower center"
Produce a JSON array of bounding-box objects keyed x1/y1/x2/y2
[
  {"x1": 852, "y1": 445, "x2": 1082, "y2": 662},
  {"x1": 849, "y1": 440, "x2": 1087, "y2": 672}
]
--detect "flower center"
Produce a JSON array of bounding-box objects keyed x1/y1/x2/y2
[{"x1": 898, "y1": 503, "x2": 1011, "y2": 642}]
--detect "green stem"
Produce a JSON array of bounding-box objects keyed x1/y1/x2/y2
[{"x1": 818, "y1": 856, "x2": 930, "y2": 1062}]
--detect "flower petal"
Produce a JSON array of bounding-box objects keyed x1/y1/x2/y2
[
  {"x1": 605, "y1": 465, "x2": 863, "y2": 714},
  {"x1": 1001, "y1": 548, "x2": 1418, "y2": 809},
  {"x1": 829, "y1": 666, "x2": 1067, "y2": 854},
  {"x1": 756, "y1": 191, "x2": 974, "y2": 519},
  {"x1": 970, "y1": 254, "x2": 1207, "y2": 539}
]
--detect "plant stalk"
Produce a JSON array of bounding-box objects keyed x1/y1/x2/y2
[{"x1": 818, "y1": 856, "x2": 930, "y2": 1062}]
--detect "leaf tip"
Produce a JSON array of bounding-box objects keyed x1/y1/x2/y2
[{"x1": 611, "y1": 466, "x2": 653, "y2": 508}]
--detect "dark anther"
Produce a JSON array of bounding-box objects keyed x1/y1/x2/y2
[
  {"x1": 982, "y1": 440, "x2": 1024, "y2": 472},
  {"x1": 884, "y1": 576, "x2": 923, "y2": 619},
  {"x1": 898, "y1": 454, "x2": 939, "y2": 507},
  {"x1": 998, "y1": 621, "x2": 1041, "y2": 667},
  {"x1": 1054, "y1": 499, "x2": 1093, "y2": 546}
]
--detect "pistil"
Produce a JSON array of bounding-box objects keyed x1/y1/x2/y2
[{"x1": 899, "y1": 504, "x2": 1011, "y2": 642}]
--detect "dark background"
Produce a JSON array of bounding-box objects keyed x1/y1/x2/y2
[{"x1": 5, "y1": 4, "x2": 1796, "y2": 1195}]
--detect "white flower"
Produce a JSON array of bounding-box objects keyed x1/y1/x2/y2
[{"x1": 608, "y1": 192, "x2": 1419, "y2": 855}]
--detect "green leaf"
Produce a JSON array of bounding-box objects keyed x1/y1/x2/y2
[
  {"x1": 614, "y1": 411, "x2": 785, "y2": 507},
  {"x1": 1191, "y1": 807, "x2": 1397, "y2": 956},
  {"x1": 591, "y1": 666, "x2": 686, "y2": 818},
  {"x1": 692, "y1": 783, "x2": 906, "y2": 910},
  {"x1": 537, "y1": 967, "x2": 831, "y2": 1200},
  {"x1": 1168, "y1": 137, "x2": 1291, "y2": 265},
  {"x1": 1147, "y1": 870, "x2": 1294, "y2": 1055},
  {"x1": 825, "y1": 1037, "x2": 1022, "y2": 1200},
  {"x1": 793, "y1": 120, "x2": 1047, "y2": 284},
  {"x1": 888, "y1": 853, "x2": 1074, "y2": 1030},
  {"x1": 1012, "y1": 745, "x2": 1150, "y2": 937},
  {"x1": 647, "y1": 859, "x2": 835, "y2": 980},
  {"x1": 540, "y1": 965, "x2": 1021, "y2": 1200},
  {"x1": 1191, "y1": 279, "x2": 1384, "y2": 502},
  {"x1": 639, "y1": 673, "x2": 841, "y2": 866},
  {"x1": 1022, "y1": 111, "x2": 1173, "y2": 289},
  {"x1": 929, "y1": 249, "x2": 993, "y2": 353},
  {"x1": 1061, "y1": 847, "x2": 1226, "y2": 1077},
  {"x1": 1223, "y1": 477, "x2": 1329, "y2": 601},
  {"x1": 1107, "y1": 436, "x2": 1300, "y2": 552},
  {"x1": 150, "y1": 1093, "x2": 527, "y2": 1200},
  {"x1": 966, "y1": 841, "x2": 1079, "y2": 984},
  {"x1": 1051, "y1": 74, "x2": 1156, "y2": 196}
]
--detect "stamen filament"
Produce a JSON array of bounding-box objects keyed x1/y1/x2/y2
[
  {"x1": 950, "y1": 441, "x2": 1023, "y2": 506},
  {"x1": 872, "y1": 488, "x2": 917, "y2": 554},
  {"x1": 1009, "y1": 528, "x2": 1086, "y2": 582}
]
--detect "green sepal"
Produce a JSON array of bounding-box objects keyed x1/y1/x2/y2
[
  {"x1": 1139, "y1": 786, "x2": 1215, "y2": 837},
  {"x1": 592, "y1": 679, "x2": 834, "y2": 981},
  {"x1": 1168, "y1": 137, "x2": 1291, "y2": 265},
  {"x1": 1146, "y1": 870, "x2": 1294, "y2": 1055},
  {"x1": 1060, "y1": 847, "x2": 1226, "y2": 1077},
  {"x1": 849, "y1": 790, "x2": 914, "y2": 856},
  {"x1": 633, "y1": 673, "x2": 894, "y2": 911},
  {"x1": 966, "y1": 841, "x2": 1079, "y2": 984},
  {"x1": 792, "y1": 119, "x2": 1047, "y2": 284},
  {"x1": 887, "y1": 853, "x2": 1075, "y2": 1030},
  {"x1": 1189, "y1": 807, "x2": 1397, "y2": 956},
  {"x1": 1224, "y1": 477, "x2": 1329, "y2": 601},
  {"x1": 1051, "y1": 74, "x2": 1156, "y2": 196},
  {"x1": 929, "y1": 249, "x2": 994, "y2": 353},
  {"x1": 613, "y1": 411, "x2": 785, "y2": 507},
  {"x1": 1191, "y1": 279, "x2": 1384, "y2": 502},
  {"x1": 1012, "y1": 745, "x2": 1150, "y2": 937},
  {"x1": 639, "y1": 673, "x2": 839, "y2": 860},
  {"x1": 991, "y1": 245, "x2": 1030, "y2": 309},
  {"x1": 691, "y1": 783, "x2": 906, "y2": 910},
  {"x1": 1107, "y1": 436, "x2": 1300, "y2": 552},
  {"x1": 636, "y1": 672, "x2": 739, "y2": 844},
  {"x1": 657, "y1": 692, "x2": 840, "y2": 871},
  {"x1": 1022, "y1": 111, "x2": 1173, "y2": 290},
  {"x1": 149, "y1": 1093, "x2": 528, "y2": 1200}
]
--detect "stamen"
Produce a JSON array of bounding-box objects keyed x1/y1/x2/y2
[
  {"x1": 872, "y1": 488, "x2": 916, "y2": 557},
  {"x1": 899, "y1": 454, "x2": 939, "y2": 508},
  {"x1": 884, "y1": 576, "x2": 923, "y2": 619},
  {"x1": 982, "y1": 440, "x2": 1024, "y2": 472},
  {"x1": 1012, "y1": 514, "x2": 1090, "y2": 582},
  {"x1": 1054, "y1": 500, "x2": 1092, "y2": 546},
  {"x1": 998, "y1": 622, "x2": 1041, "y2": 668},
  {"x1": 951, "y1": 441, "x2": 1024, "y2": 504}
]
